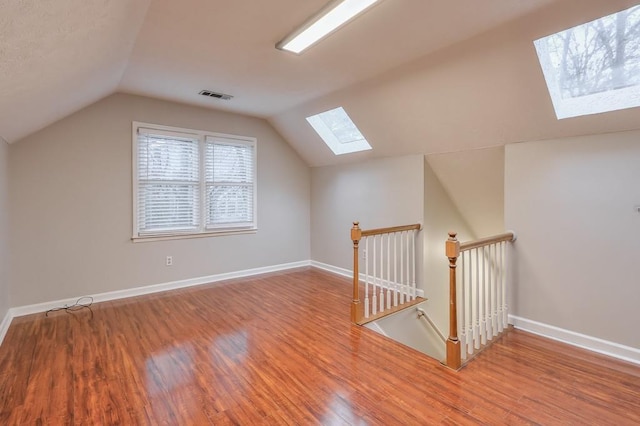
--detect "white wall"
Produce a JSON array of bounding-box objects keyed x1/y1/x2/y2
[
  {"x1": 0, "y1": 139, "x2": 9, "y2": 320},
  {"x1": 505, "y1": 130, "x2": 640, "y2": 348},
  {"x1": 8, "y1": 93, "x2": 310, "y2": 307},
  {"x1": 310, "y1": 155, "x2": 424, "y2": 282},
  {"x1": 421, "y1": 159, "x2": 475, "y2": 336}
]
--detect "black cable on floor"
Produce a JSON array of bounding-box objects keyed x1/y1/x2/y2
[{"x1": 45, "y1": 296, "x2": 94, "y2": 319}]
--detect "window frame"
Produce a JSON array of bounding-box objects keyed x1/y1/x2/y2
[
  {"x1": 306, "y1": 106, "x2": 372, "y2": 155},
  {"x1": 534, "y1": 5, "x2": 640, "y2": 119},
  {"x1": 132, "y1": 121, "x2": 257, "y2": 242}
]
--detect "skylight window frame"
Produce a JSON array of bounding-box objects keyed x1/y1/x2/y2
[
  {"x1": 306, "y1": 107, "x2": 372, "y2": 155},
  {"x1": 534, "y1": 5, "x2": 640, "y2": 120}
]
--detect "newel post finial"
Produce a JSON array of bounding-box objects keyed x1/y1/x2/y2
[
  {"x1": 446, "y1": 232, "x2": 460, "y2": 259},
  {"x1": 351, "y1": 222, "x2": 362, "y2": 243}
]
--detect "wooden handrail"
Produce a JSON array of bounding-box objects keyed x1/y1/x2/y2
[
  {"x1": 460, "y1": 232, "x2": 515, "y2": 252},
  {"x1": 361, "y1": 223, "x2": 421, "y2": 237}
]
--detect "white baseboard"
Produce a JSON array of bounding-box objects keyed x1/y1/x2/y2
[
  {"x1": 311, "y1": 260, "x2": 426, "y2": 298},
  {"x1": 509, "y1": 315, "x2": 640, "y2": 365},
  {"x1": 7, "y1": 260, "x2": 311, "y2": 321},
  {"x1": 0, "y1": 309, "x2": 11, "y2": 348},
  {"x1": 311, "y1": 260, "x2": 353, "y2": 279}
]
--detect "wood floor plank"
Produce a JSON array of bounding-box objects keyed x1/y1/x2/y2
[{"x1": 1, "y1": 267, "x2": 639, "y2": 424}]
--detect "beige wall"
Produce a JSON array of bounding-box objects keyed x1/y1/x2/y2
[
  {"x1": 0, "y1": 139, "x2": 9, "y2": 319},
  {"x1": 9, "y1": 93, "x2": 310, "y2": 306},
  {"x1": 427, "y1": 147, "x2": 504, "y2": 238},
  {"x1": 505, "y1": 131, "x2": 640, "y2": 348},
  {"x1": 310, "y1": 155, "x2": 424, "y2": 281},
  {"x1": 370, "y1": 301, "x2": 445, "y2": 362},
  {"x1": 421, "y1": 159, "x2": 475, "y2": 335}
]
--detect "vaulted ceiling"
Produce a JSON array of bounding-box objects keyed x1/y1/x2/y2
[{"x1": 1, "y1": 0, "x2": 639, "y2": 166}]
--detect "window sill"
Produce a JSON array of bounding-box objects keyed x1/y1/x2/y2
[{"x1": 131, "y1": 228, "x2": 257, "y2": 243}]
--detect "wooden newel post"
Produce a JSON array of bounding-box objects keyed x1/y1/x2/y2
[
  {"x1": 351, "y1": 222, "x2": 363, "y2": 324},
  {"x1": 445, "y1": 232, "x2": 462, "y2": 369}
]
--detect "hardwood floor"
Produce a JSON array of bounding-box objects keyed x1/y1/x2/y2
[{"x1": 1, "y1": 267, "x2": 639, "y2": 425}]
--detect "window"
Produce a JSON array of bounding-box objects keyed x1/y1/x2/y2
[
  {"x1": 306, "y1": 107, "x2": 372, "y2": 155},
  {"x1": 133, "y1": 122, "x2": 256, "y2": 239},
  {"x1": 534, "y1": 5, "x2": 640, "y2": 119}
]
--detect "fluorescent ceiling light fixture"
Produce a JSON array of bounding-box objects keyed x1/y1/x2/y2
[
  {"x1": 534, "y1": 5, "x2": 640, "y2": 119},
  {"x1": 306, "y1": 107, "x2": 372, "y2": 155},
  {"x1": 277, "y1": 0, "x2": 381, "y2": 54}
]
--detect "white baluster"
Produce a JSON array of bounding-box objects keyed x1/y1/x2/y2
[
  {"x1": 493, "y1": 243, "x2": 502, "y2": 335},
  {"x1": 486, "y1": 245, "x2": 495, "y2": 340},
  {"x1": 473, "y1": 248, "x2": 480, "y2": 349},
  {"x1": 460, "y1": 250, "x2": 466, "y2": 359},
  {"x1": 400, "y1": 232, "x2": 405, "y2": 305},
  {"x1": 393, "y1": 232, "x2": 398, "y2": 307},
  {"x1": 406, "y1": 231, "x2": 410, "y2": 301},
  {"x1": 501, "y1": 241, "x2": 505, "y2": 326},
  {"x1": 496, "y1": 242, "x2": 504, "y2": 333},
  {"x1": 364, "y1": 237, "x2": 370, "y2": 319},
  {"x1": 411, "y1": 230, "x2": 416, "y2": 300},
  {"x1": 481, "y1": 246, "x2": 488, "y2": 345},
  {"x1": 478, "y1": 247, "x2": 484, "y2": 346},
  {"x1": 498, "y1": 242, "x2": 507, "y2": 331},
  {"x1": 485, "y1": 244, "x2": 490, "y2": 340},
  {"x1": 491, "y1": 243, "x2": 502, "y2": 336},
  {"x1": 386, "y1": 234, "x2": 391, "y2": 309},
  {"x1": 372, "y1": 235, "x2": 377, "y2": 316},
  {"x1": 379, "y1": 234, "x2": 385, "y2": 313},
  {"x1": 466, "y1": 250, "x2": 473, "y2": 355},
  {"x1": 503, "y1": 241, "x2": 508, "y2": 326}
]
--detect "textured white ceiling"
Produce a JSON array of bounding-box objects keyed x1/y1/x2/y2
[
  {"x1": 119, "y1": 0, "x2": 558, "y2": 118},
  {"x1": 0, "y1": 0, "x2": 150, "y2": 143}
]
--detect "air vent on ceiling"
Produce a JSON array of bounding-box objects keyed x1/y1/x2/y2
[{"x1": 199, "y1": 90, "x2": 233, "y2": 100}]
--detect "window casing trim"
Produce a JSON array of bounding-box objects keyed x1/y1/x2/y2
[{"x1": 132, "y1": 121, "x2": 257, "y2": 240}]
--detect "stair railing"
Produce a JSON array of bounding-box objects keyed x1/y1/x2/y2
[
  {"x1": 445, "y1": 231, "x2": 516, "y2": 369},
  {"x1": 416, "y1": 307, "x2": 446, "y2": 343},
  {"x1": 351, "y1": 222, "x2": 423, "y2": 325}
]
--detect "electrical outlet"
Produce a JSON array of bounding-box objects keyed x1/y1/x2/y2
[
  {"x1": 166, "y1": 256, "x2": 173, "y2": 266},
  {"x1": 362, "y1": 249, "x2": 367, "y2": 259}
]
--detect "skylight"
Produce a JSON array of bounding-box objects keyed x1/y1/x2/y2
[
  {"x1": 306, "y1": 107, "x2": 372, "y2": 155},
  {"x1": 534, "y1": 5, "x2": 640, "y2": 119}
]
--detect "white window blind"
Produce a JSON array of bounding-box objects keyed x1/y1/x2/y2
[
  {"x1": 133, "y1": 123, "x2": 256, "y2": 239},
  {"x1": 205, "y1": 138, "x2": 255, "y2": 228}
]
